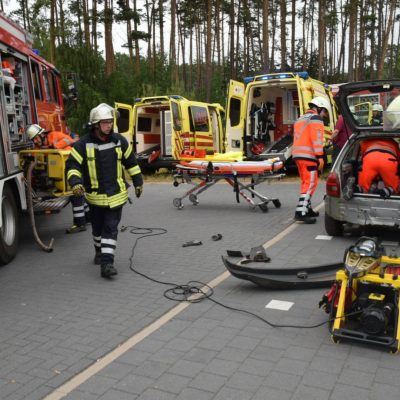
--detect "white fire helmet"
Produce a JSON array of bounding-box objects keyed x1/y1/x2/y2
[
  {"x1": 26, "y1": 124, "x2": 45, "y2": 140},
  {"x1": 309, "y1": 96, "x2": 331, "y2": 112},
  {"x1": 383, "y1": 96, "x2": 400, "y2": 130},
  {"x1": 89, "y1": 103, "x2": 115, "y2": 124},
  {"x1": 372, "y1": 103, "x2": 383, "y2": 112}
]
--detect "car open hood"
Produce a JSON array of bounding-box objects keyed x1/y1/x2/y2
[{"x1": 335, "y1": 80, "x2": 400, "y2": 134}]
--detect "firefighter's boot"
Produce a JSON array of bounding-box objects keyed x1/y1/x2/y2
[
  {"x1": 294, "y1": 211, "x2": 316, "y2": 224},
  {"x1": 101, "y1": 264, "x2": 118, "y2": 278},
  {"x1": 307, "y1": 199, "x2": 319, "y2": 217},
  {"x1": 94, "y1": 250, "x2": 101, "y2": 265},
  {"x1": 307, "y1": 208, "x2": 319, "y2": 217},
  {"x1": 66, "y1": 224, "x2": 87, "y2": 234}
]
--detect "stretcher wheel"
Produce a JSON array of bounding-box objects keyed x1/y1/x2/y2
[
  {"x1": 272, "y1": 199, "x2": 281, "y2": 208},
  {"x1": 173, "y1": 180, "x2": 179, "y2": 187},
  {"x1": 259, "y1": 203, "x2": 269, "y2": 213},
  {"x1": 189, "y1": 194, "x2": 199, "y2": 205},
  {"x1": 173, "y1": 198, "x2": 183, "y2": 209},
  {"x1": 331, "y1": 335, "x2": 340, "y2": 344}
]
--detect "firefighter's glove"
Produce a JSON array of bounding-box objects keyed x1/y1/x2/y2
[
  {"x1": 72, "y1": 184, "x2": 85, "y2": 196},
  {"x1": 135, "y1": 186, "x2": 143, "y2": 198}
]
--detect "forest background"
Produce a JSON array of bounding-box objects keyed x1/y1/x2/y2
[{"x1": 1, "y1": 0, "x2": 400, "y2": 132}]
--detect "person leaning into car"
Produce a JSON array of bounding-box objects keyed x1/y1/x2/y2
[
  {"x1": 292, "y1": 96, "x2": 330, "y2": 224},
  {"x1": 357, "y1": 138, "x2": 400, "y2": 197}
]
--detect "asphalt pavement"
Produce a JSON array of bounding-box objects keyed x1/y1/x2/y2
[{"x1": 0, "y1": 179, "x2": 399, "y2": 400}]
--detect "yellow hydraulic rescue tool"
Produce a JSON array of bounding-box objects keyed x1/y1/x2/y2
[{"x1": 321, "y1": 237, "x2": 400, "y2": 353}]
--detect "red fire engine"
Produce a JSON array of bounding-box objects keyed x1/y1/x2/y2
[{"x1": 0, "y1": 11, "x2": 69, "y2": 265}]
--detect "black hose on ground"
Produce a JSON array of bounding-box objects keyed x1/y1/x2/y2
[{"x1": 26, "y1": 160, "x2": 54, "y2": 252}]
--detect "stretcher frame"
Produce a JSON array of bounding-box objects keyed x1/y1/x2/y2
[{"x1": 172, "y1": 166, "x2": 285, "y2": 212}]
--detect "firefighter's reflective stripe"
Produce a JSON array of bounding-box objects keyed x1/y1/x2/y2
[
  {"x1": 115, "y1": 147, "x2": 125, "y2": 192},
  {"x1": 70, "y1": 147, "x2": 83, "y2": 164},
  {"x1": 85, "y1": 190, "x2": 128, "y2": 208},
  {"x1": 364, "y1": 144, "x2": 397, "y2": 157},
  {"x1": 127, "y1": 165, "x2": 141, "y2": 177},
  {"x1": 86, "y1": 144, "x2": 99, "y2": 189},
  {"x1": 67, "y1": 169, "x2": 82, "y2": 180},
  {"x1": 124, "y1": 144, "x2": 133, "y2": 159}
]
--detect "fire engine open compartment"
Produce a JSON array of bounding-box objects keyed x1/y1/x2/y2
[{"x1": 1, "y1": 50, "x2": 32, "y2": 156}]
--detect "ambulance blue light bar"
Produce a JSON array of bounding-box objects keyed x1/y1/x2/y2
[{"x1": 244, "y1": 71, "x2": 309, "y2": 84}]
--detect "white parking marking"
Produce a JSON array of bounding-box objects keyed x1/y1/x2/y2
[
  {"x1": 265, "y1": 299, "x2": 294, "y2": 311},
  {"x1": 315, "y1": 235, "x2": 333, "y2": 240}
]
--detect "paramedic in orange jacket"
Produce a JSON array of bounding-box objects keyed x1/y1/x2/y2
[
  {"x1": 26, "y1": 124, "x2": 89, "y2": 233},
  {"x1": 292, "y1": 97, "x2": 330, "y2": 224},
  {"x1": 27, "y1": 124, "x2": 77, "y2": 150},
  {"x1": 357, "y1": 138, "x2": 400, "y2": 197}
]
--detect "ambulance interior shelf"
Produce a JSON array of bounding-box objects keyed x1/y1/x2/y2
[{"x1": 246, "y1": 87, "x2": 299, "y2": 159}]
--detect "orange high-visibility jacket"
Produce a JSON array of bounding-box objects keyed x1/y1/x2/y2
[
  {"x1": 292, "y1": 109, "x2": 324, "y2": 162},
  {"x1": 360, "y1": 138, "x2": 400, "y2": 159},
  {"x1": 47, "y1": 131, "x2": 77, "y2": 150}
]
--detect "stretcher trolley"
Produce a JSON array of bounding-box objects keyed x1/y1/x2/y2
[{"x1": 172, "y1": 159, "x2": 285, "y2": 212}]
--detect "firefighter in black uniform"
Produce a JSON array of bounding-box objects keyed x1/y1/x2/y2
[{"x1": 66, "y1": 103, "x2": 143, "y2": 278}]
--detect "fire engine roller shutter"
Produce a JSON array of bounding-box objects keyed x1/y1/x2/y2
[{"x1": 0, "y1": 43, "x2": 28, "y2": 62}]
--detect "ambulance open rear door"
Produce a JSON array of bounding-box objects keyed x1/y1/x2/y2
[
  {"x1": 225, "y1": 80, "x2": 245, "y2": 153},
  {"x1": 169, "y1": 98, "x2": 183, "y2": 160},
  {"x1": 115, "y1": 102, "x2": 134, "y2": 145}
]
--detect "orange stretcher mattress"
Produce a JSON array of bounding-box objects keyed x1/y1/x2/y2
[{"x1": 176, "y1": 159, "x2": 284, "y2": 175}]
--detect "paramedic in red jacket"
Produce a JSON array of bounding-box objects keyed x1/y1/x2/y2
[
  {"x1": 26, "y1": 124, "x2": 89, "y2": 233},
  {"x1": 292, "y1": 96, "x2": 330, "y2": 224},
  {"x1": 358, "y1": 138, "x2": 400, "y2": 197}
]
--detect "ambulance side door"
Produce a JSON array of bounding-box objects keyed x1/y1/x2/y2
[
  {"x1": 189, "y1": 101, "x2": 214, "y2": 153},
  {"x1": 115, "y1": 102, "x2": 134, "y2": 147},
  {"x1": 208, "y1": 104, "x2": 225, "y2": 153},
  {"x1": 225, "y1": 80, "x2": 245, "y2": 152},
  {"x1": 169, "y1": 98, "x2": 183, "y2": 160}
]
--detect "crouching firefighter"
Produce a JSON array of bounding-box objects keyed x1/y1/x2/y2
[
  {"x1": 66, "y1": 103, "x2": 144, "y2": 278},
  {"x1": 292, "y1": 96, "x2": 330, "y2": 224}
]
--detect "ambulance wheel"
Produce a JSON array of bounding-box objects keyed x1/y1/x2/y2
[
  {"x1": 173, "y1": 198, "x2": 183, "y2": 209},
  {"x1": 325, "y1": 214, "x2": 343, "y2": 236},
  {"x1": 259, "y1": 203, "x2": 269, "y2": 213},
  {"x1": 0, "y1": 186, "x2": 19, "y2": 266},
  {"x1": 272, "y1": 199, "x2": 281, "y2": 208},
  {"x1": 189, "y1": 194, "x2": 199, "y2": 205}
]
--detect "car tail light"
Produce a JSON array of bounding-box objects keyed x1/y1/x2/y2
[{"x1": 326, "y1": 171, "x2": 340, "y2": 197}]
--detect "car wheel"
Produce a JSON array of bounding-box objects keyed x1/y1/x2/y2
[
  {"x1": 0, "y1": 186, "x2": 19, "y2": 265},
  {"x1": 324, "y1": 213, "x2": 343, "y2": 237}
]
